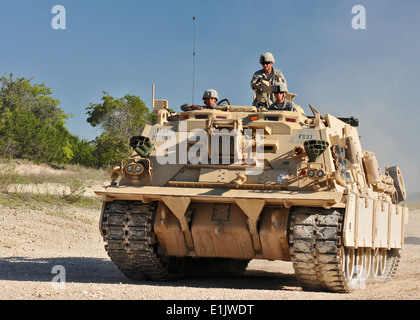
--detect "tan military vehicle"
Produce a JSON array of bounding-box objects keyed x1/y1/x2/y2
[{"x1": 95, "y1": 90, "x2": 408, "y2": 293}]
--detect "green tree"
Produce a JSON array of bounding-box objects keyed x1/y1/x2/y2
[
  {"x1": 86, "y1": 92, "x2": 154, "y2": 166},
  {"x1": 68, "y1": 134, "x2": 98, "y2": 167},
  {"x1": 0, "y1": 73, "x2": 92, "y2": 165},
  {"x1": 0, "y1": 73, "x2": 64, "y2": 124}
]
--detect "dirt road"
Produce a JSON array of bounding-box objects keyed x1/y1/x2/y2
[{"x1": 1, "y1": 199, "x2": 419, "y2": 301}]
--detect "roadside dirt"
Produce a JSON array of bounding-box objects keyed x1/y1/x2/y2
[
  {"x1": 1, "y1": 204, "x2": 418, "y2": 300},
  {"x1": 0, "y1": 165, "x2": 419, "y2": 300}
]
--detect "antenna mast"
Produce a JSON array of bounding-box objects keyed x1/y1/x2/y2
[{"x1": 192, "y1": 16, "x2": 196, "y2": 105}]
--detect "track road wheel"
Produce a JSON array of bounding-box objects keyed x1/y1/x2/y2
[
  {"x1": 379, "y1": 248, "x2": 388, "y2": 276},
  {"x1": 365, "y1": 248, "x2": 373, "y2": 279},
  {"x1": 342, "y1": 247, "x2": 355, "y2": 282},
  {"x1": 373, "y1": 248, "x2": 381, "y2": 278},
  {"x1": 355, "y1": 248, "x2": 365, "y2": 278}
]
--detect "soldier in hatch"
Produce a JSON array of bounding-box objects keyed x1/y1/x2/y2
[
  {"x1": 268, "y1": 82, "x2": 297, "y2": 112},
  {"x1": 181, "y1": 89, "x2": 219, "y2": 111},
  {"x1": 250, "y1": 52, "x2": 287, "y2": 107}
]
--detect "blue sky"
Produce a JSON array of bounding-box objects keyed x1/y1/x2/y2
[{"x1": 1, "y1": 0, "x2": 420, "y2": 193}]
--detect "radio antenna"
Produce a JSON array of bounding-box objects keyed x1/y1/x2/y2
[{"x1": 192, "y1": 16, "x2": 196, "y2": 105}]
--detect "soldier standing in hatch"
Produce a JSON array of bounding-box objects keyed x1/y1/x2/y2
[
  {"x1": 268, "y1": 82, "x2": 297, "y2": 111},
  {"x1": 250, "y1": 52, "x2": 287, "y2": 108}
]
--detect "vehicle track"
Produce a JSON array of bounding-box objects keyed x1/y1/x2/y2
[{"x1": 101, "y1": 200, "x2": 249, "y2": 281}]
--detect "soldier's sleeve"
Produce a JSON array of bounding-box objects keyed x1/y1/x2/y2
[
  {"x1": 180, "y1": 103, "x2": 193, "y2": 111},
  {"x1": 251, "y1": 70, "x2": 263, "y2": 90},
  {"x1": 289, "y1": 101, "x2": 298, "y2": 112}
]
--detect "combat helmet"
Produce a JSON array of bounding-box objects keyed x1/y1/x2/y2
[
  {"x1": 202, "y1": 89, "x2": 219, "y2": 101},
  {"x1": 271, "y1": 81, "x2": 288, "y2": 93},
  {"x1": 259, "y1": 52, "x2": 275, "y2": 64}
]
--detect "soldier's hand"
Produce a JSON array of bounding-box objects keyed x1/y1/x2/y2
[
  {"x1": 252, "y1": 82, "x2": 262, "y2": 91},
  {"x1": 189, "y1": 105, "x2": 205, "y2": 110}
]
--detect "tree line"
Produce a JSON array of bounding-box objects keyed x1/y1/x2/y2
[{"x1": 0, "y1": 73, "x2": 154, "y2": 167}]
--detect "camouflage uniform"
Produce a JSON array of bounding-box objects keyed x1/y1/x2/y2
[
  {"x1": 251, "y1": 68, "x2": 287, "y2": 107},
  {"x1": 268, "y1": 99, "x2": 297, "y2": 111}
]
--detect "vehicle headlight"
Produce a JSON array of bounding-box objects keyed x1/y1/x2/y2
[
  {"x1": 307, "y1": 170, "x2": 315, "y2": 178},
  {"x1": 317, "y1": 170, "x2": 325, "y2": 178}
]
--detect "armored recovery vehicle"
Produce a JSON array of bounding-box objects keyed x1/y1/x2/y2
[{"x1": 95, "y1": 93, "x2": 408, "y2": 293}]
